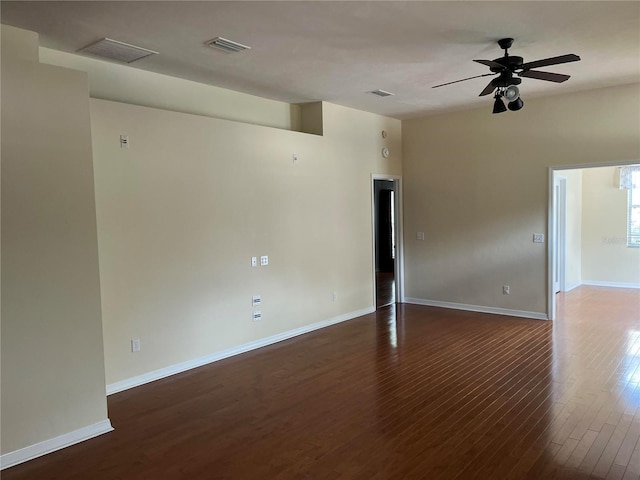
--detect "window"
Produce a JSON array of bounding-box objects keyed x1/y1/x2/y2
[{"x1": 623, "y1": 166, "x2": 640, "y2": 247}]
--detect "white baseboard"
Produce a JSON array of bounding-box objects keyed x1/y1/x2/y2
[
  {"x1": 563, "y1": 282, "x2": 582, "y2": 292},
  {"x1": 404, "y1": 297, "x2": 548, "y2": 321},
  {"x1": 581, "y1": 281, "x2": 640, "y2": 289},
  {"x1": 0, "y1": 419, "x2": 113, "y2": 470},
  {"x1": 107, "y1": 306, "x2": 375, "y2": 395}
]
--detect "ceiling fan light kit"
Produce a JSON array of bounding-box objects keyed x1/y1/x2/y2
[
  {"x1": 507, "y1": 97, "x2": 524, "y2": 111},
  {"x1": 503, "y1": 85, "x2": 520, "y2": 102},
  {"x1": 492, "y1": 93, "x2": 508, "y2": 114},
  {"x1": 433, "y1": 38, "x2": 580, "y2": 115},
  {"x1": 492, "y1": 85, "x2": 524, "y2": 114}
]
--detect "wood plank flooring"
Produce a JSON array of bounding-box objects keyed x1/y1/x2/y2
[
  {"x1": 4, "y1": 286, "x2": 639, "y2": 479},
  {"x1": 376, "y1": 271, "x2": 395, "y2": 308}
]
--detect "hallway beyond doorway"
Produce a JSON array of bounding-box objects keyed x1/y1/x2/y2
[{"x1": 376, "y1": 271, "x2": 395, "y2": 308}]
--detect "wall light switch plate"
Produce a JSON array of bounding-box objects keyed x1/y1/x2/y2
[
  {"x1": 533, "y1": 233, "x2": 545, "y2": 243},
  {"x1": 131, "y1": 338, "x2": 141, "y2": 352},
  {"x1": 292, "y1": 154, "x2": 298, "y2": 164},
  {"x1": 260, "y1": 255, "x2": 269, "y2": 266},
  {"x1": 252, "y1": 295, "x2": 261, "y2": 307},
  {"x1": 251, "y1": 257, "x2": 257, "y2": 267},
  {"x1": 120, "y1": 134, "x2": 129, "y2": 149},
  {"x1": 253, "y1": 311, "x2": 262, "y2": 321},
  {"x1": 417, "y1": 232, "x2": 425, "y2": 241}
]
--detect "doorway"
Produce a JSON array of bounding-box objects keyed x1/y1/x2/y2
[
  {"x1": 372, "y1": 176, "x2": 404, "y2": 309},
  {"x1": 548, "y1": 163, "x2": 640, "y2": 320}
]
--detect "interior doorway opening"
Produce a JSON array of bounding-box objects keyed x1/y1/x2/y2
[
  {"x1": 549, "y1": 162, "x2": 640, "y2": 320},
  {"x1": 372, "y1": 176, "x2": 403, "y2": 309}
]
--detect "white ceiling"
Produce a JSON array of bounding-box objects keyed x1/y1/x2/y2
[{"x1": 2, "y1": 1, "x2": 639, "y2": 119}]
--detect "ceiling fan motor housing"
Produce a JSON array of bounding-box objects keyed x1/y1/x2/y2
[
  {"x1": 490, "y1": 56, "x2": 524, "y2": 73},
  {"x1": 492, "y1": 73, "x2": 522, "y2": 88}
]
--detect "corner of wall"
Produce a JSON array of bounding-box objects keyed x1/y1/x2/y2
[
  {"x1": 1, "y1": 25, "x2": 110, "y2": 465},
  {"x1": 1, "y1": 24, "x2": 39, "y2": 61},
  {"x1": 298, "y1": 101, "x2": 324, "y2": 136}
]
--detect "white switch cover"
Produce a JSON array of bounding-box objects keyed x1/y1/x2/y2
[
  {"x1": 251, "y1": 257, "x2": 257, "y2": 267},
  {"x1": 292, "y1": 154, "x2": 298, "y2": 164},
  {"x1": 120, "y1": 134, "x2": 129, "y2": 149},
  {"x1": 417, "y1": 232, "x2": 425, "y2": 241},
  {"x1": 252, "y1": 295, "x2": 261, "y2": 307},
  {"x1": 131, "y1": 338, "x2": 141, "y2": 352},
  {"x1": 503, "y1": 285, "x2": 510, "y2": 295},
  {"x1": 260, "y1": 255, "x2": 269, "y2": 266},
  {"x1": 253, "y1": 311, "x2": 262, "y2": 321},
  {"x1": 533, "y1": 233, "x2": 545, "y2": 243}
]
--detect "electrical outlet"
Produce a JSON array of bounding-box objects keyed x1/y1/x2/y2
[
  {"x1": 260, "y1": 255, "x2": 269, "y2": 266},
  {"x1": 417, "y1": 232, "x2": 425, "y2": 241},
  {"x1": 131, "y1": 338, "x2": 141, "y2": 352},
  {"x1": 253, "y1": 311, "x2": 262, "y2": 321},
  {"x1": 252, "y1": 295, "x2": 261, "y2": 307},
  {"x1": 503, "y1": 285, "x2": 510, "y2": 295}
]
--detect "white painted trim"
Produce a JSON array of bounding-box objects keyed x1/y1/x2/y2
[
  {"x1": 582, "y1": 281, "x2": 640, "y2": 289},
  {"x1": 107, "y1": 306, "x2": 375, "y2": 395},
  {"x1": 0, "y1": 419, "x2": 113, "y2": 470},
  {"x1": 564, "y1": 282, "x2": 582, "y2": 292},
  {"x1": 548, "y1": 168, "x2": 556, "y2": 320},
  {"x1": 555, "y1": 176, "x2": 568, "y2": 293},
  {"x1": 404, "y1": 297, "x2": 548, "y2": 321}
]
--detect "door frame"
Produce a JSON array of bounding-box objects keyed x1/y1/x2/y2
[
  {"x1": 371, "y1": 174, "x2": 405, "y2": 307},
  {"x1": 553, "y1": 174, "x2": 567, "y2": 295}
]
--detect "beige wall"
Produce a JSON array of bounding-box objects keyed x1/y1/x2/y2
[
  {"x1": 39, "y1": 47, "x2": 300, "y2": 131},
  {"x1": 1, "y1": 26, "x2": 109, "y2": 455},
  {"x1": 402, "y1": 84, "x2": 640, "y2": 316},
  {"x1": 91, "y1": 98, "x2": 401, "y2": 386},
  {"x1": 561, "y1": 169, "x2": 583, "y2": 289},
  {"x1": 582, "y1": 166, "x2": 640, "y2": 285}
]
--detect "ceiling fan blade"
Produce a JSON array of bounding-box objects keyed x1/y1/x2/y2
[
  {"x1": 432, "y1": 73, "x2": 496, "y2": 89},
  {"x1": 474, "y1": 59, "x2": 505, "y2": 70},
  {"x1": 520, "y1": 54, "x2": 581, "y2": 70},
  {"x1": 479, "y1": 79, "x2": 497, "y2": 96},
  {"x1": 519, "y1": 70, "x2": 570, "y2": 83}
]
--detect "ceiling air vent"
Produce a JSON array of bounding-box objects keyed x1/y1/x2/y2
[
  {"x1": 205, "y1": 37, "x2": 251, "y2": 53},
  {"x1": 369, "y1": 89, "x2": 395, "y2": 97},
  {"x1": 78, "y1": 38, "x2": 158, "y2": 63}
]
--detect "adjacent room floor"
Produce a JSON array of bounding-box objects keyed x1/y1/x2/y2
[
  {"x1": 4, "y1": 286, "x2": 639, "y2": 480},
  {"x1": 376, "y1": 271, "x2": 395, "y2": 308}
]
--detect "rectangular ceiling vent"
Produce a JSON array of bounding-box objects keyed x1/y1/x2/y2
[
  {"x1": 369, "y1": 89, "x2": 395, "y2": 98},
  {"x1": 78, "y1": 38, "x2": 159, "y2": 63},
  {"x1": 205, "y1": 37, "x2": 251, "y2": 53}
]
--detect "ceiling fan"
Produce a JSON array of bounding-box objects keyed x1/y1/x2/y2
[{"x1": 433, "y1": 38, "x2": 581, "y2": 113}]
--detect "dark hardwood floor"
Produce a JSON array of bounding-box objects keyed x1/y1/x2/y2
[
  {"x1": 4, "y1": 286, "x2": 639, "y2": 479},
  {"x1": 376, "y1": 271, "x2": 395, "y2": 308}
]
